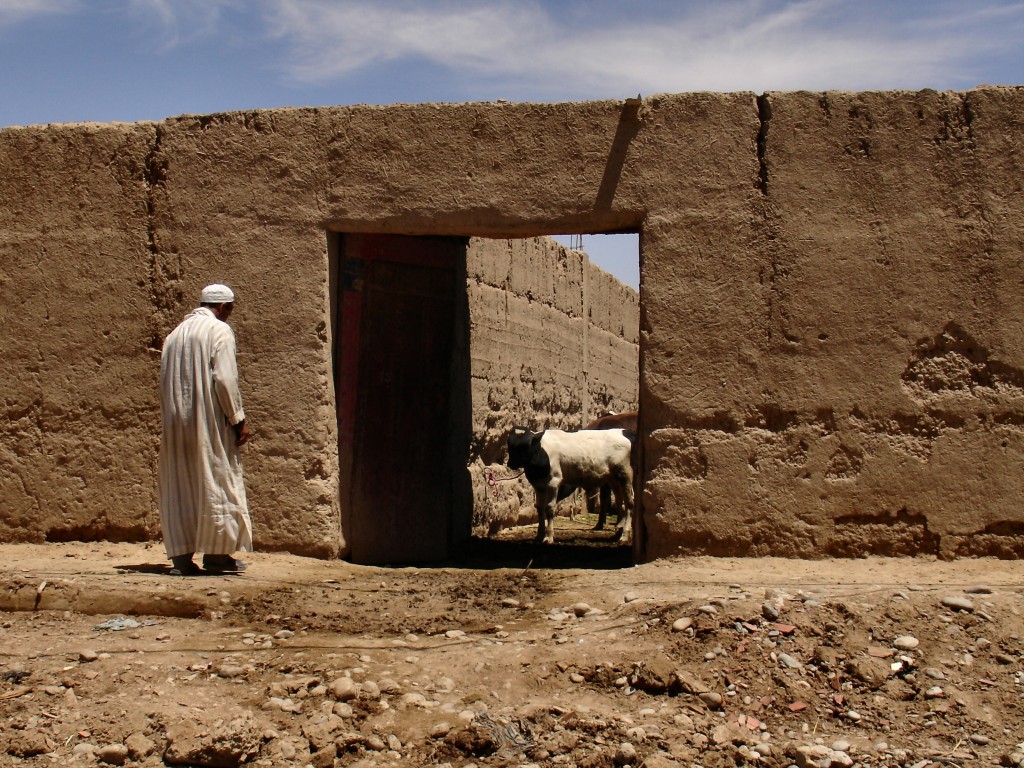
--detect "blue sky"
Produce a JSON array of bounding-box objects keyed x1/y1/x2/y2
[{"x1": 3, "y1": 0, "x2": 1022, "y2": 289}]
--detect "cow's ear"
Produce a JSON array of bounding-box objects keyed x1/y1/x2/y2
[{"x1": 531, "y1": 431, "x2": 544, "y2": 447}]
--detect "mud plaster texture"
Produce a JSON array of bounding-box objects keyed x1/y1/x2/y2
[{"x1": 1, "y1": 87, "x2": 1023, "y2": 561}]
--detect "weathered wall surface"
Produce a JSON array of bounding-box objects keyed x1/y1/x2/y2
[
  {"x1": 1, "y1": 87, "x2": 1022, "y2": 560},
  {"x1": 641, "y1": 89, "x2": 1024, "y2": 560},
  {"x1": 465, "y1": 237, "x2": 639, "y2": 534},
  {"x1": 0, "y1": 123, "x2": 159, "y2": 544}
]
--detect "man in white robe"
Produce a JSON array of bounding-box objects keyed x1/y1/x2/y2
[{"x1": 159, "y1": 283, "x2": 252, "y2": 575}]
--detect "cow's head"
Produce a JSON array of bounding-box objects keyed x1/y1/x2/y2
[{"x1": 506, "y1": 426, "x2": 536, "y2": 470}]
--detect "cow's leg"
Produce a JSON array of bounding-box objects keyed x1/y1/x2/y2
[
  {"x1": 535, "y1": 486, "x2": 557, "y2": 544},
  {"x1": 594, "y1": 485, "x2": 612, "y2": 530},
  {"x1": 586, "y1": 488, "x2": 600, "y2": 528},
  {"x1": 556, "y1": 484, "x2": 577, "y2": 521},
  {"x1": 610, "y1": 472, "x2": 634, "y2": 542}
]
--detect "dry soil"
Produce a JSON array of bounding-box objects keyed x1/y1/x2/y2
[{"x1": 1, "y1": 516, "x2": 1022, "y2": 768}]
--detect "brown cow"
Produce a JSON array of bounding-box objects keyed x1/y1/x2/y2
[{"x1": 582, "y1": 411, "x2": 638, "y2": 531}]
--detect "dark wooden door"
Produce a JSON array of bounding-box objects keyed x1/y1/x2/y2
[{"x1": 338, "y1": 234, "x2": 466, "y2": 564}]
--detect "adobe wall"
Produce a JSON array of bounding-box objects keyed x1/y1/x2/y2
[
  {"x1": 640, "y1": 90, "x2": 1024, "y2": 560},
  {"x1": 465, "y1": 236, "x2": 639, "y2": 533},
  {"x1": 1, "y1": 87, "x2": 1022, "y2": 560}
]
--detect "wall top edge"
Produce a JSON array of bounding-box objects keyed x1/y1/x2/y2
[{"x1": 3, "y1": 85, "x2": 1020, "y2": 134}]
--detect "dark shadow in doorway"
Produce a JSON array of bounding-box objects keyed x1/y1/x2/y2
[{"x1": 444, "y1": 520, "x2": 633, "y2": 571}]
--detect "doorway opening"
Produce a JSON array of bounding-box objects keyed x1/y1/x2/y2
[
  {"x1": 330, "y1": 231, "x2": 640, "y2": 568},
  {"x1": 463, "y1": 232, "x2": 641, "y2": 569}
]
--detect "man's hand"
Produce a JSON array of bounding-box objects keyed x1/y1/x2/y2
[{"x1": 233, "y1": 420, "x2": 250, "y2": 446}]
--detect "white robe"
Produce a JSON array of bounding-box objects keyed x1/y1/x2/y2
[{"x1": 159, "y1": 307, "x2": 252, "y2": 559}]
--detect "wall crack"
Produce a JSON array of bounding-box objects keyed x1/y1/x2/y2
[{"x1": 756, "y1": 93, "x2": 771, "y2": 196}]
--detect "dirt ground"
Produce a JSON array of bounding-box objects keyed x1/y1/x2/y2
[{"x1": 1, "y1": 515, "x2": 1022, "y2": 768}]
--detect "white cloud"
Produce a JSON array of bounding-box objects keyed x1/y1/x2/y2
[
  {"x1": 259, "y1": 0, "x2": 1024, "y2": 95},
  {"x1": 123, "y1": 0, "x2": 241, "y2": 50},
  {"x1": 0, "y1": 0, "x2": 75, "y2": 25},
  {"x1": 263, "y1": 0, "x2": 552, "y2": 81}
]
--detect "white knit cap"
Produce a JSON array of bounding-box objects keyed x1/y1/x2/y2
[{"x1": 200, "y1": 284, "x2": 235, "y2": 303}]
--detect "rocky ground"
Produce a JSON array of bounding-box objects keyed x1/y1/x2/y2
[{"x1": 0, "y1": 517, "x2": 1023, "y2": 768}]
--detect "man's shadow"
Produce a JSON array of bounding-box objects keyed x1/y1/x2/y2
[{"x1": 114, "y1": 564, "x2": 243, "y2": 576}]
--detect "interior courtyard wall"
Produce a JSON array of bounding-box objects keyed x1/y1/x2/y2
[
  {"x1": 1, "y1": 87, "x2": 1021, "y2": 559},
  {"x1": 465, "y1": 236, "x2": 639, "y2": 534}
]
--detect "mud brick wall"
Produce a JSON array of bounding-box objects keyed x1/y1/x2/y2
[
  {"x1": 465, "y1": 237, "x2": 639, "y2": 534},
  {"x1": 640, "y1": 89, "x2": 1024, "y2": 560},
  {"x1": 0, "y1": 123, "x2": 158, "y2": 544},
  {"x1": 1, "y1": 87, "x2": 1022, "y2": 560}
]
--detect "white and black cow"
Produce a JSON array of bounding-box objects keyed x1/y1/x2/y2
[{"x1": 507, "y1": 426, "x2": 635, "y2": 544}]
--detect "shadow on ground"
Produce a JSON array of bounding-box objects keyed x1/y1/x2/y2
[{"x1": 444, "y1": 517, "x2": 633, "y2": 570}]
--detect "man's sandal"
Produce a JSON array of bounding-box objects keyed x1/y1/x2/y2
[{"x1": 202, "y1": 555, "x2": 247, "y2": 573}]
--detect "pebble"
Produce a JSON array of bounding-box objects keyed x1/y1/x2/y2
[
  {"x1": 124, "y1": 729, "x2": 154, "y2": 761},
  {"x1": 893, "y1": 635, "x2": 919, "y2": 650},
  {"x1": 614, "y1": 742, "x2": 638, "y2": 765},
  {"x1": 399, "y1": 692, "x2": 428, "y2": 708},
  {"x1": 777, "y1": 653, "x2": 803, "y2": 670},
  {"x1": 698, "y1": 692, "x2": 723, "y2": 709},
  {"x1": 78, "y1": 649, "x2": 99, "y2": 663},
  {"x1": 72, "y1": 743, "x2": 96, "y2": 759},
  {"x1": 924, "y1": 686, "x2": 945, "y2": 699},
  {"x1": 965, "y1": 585, "x2": 994, "y2": 594},
  {"x1": 572, "y1": 602, "x2": 591, "y2": 617},
  {"x1": 429, "y1": 722, "x2": 451, "y2": 738},
  {"x1": 97, "y1": 743, "x2": 129, "y2": 765},
  {"x1": 798, "y1": 744, "x2": 831, "y2": 765},
  {"x1": 267, "y1": 697, "x2": 302, "y2": 713},
  {"x1": 941, "y1": 596, "x2": 975, "y2": 612},
  {"x1": 762, "y1": 603, "x2": 780, "y2": 621},
  {"x1": 445, "y1": 629, "x2": 466, "y2": 639},
  {"x1": 623, "y1": 591, "x2": 639, "y2": 603},
  {"x1": 625, "y1": 726, "x2": 647, "y2": 742},
  {"x1": 671, "y1": 617, "x2": 693, "y2": 632},
  {"x1": 329, "y1": 677, "x2": 357, "y2": 701},
  {"x1": 278, "y1": 741, "x2": 297, "y2": 759},
  {"x1": 214, "y1": 663, "x2": 245, "y2": 679},
  {"x1": 500, "y1": 598, "x2": 520, "y2": 607},
  {"x1": 697, "y1": 605, "x2": 718, "y2": 615}
]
